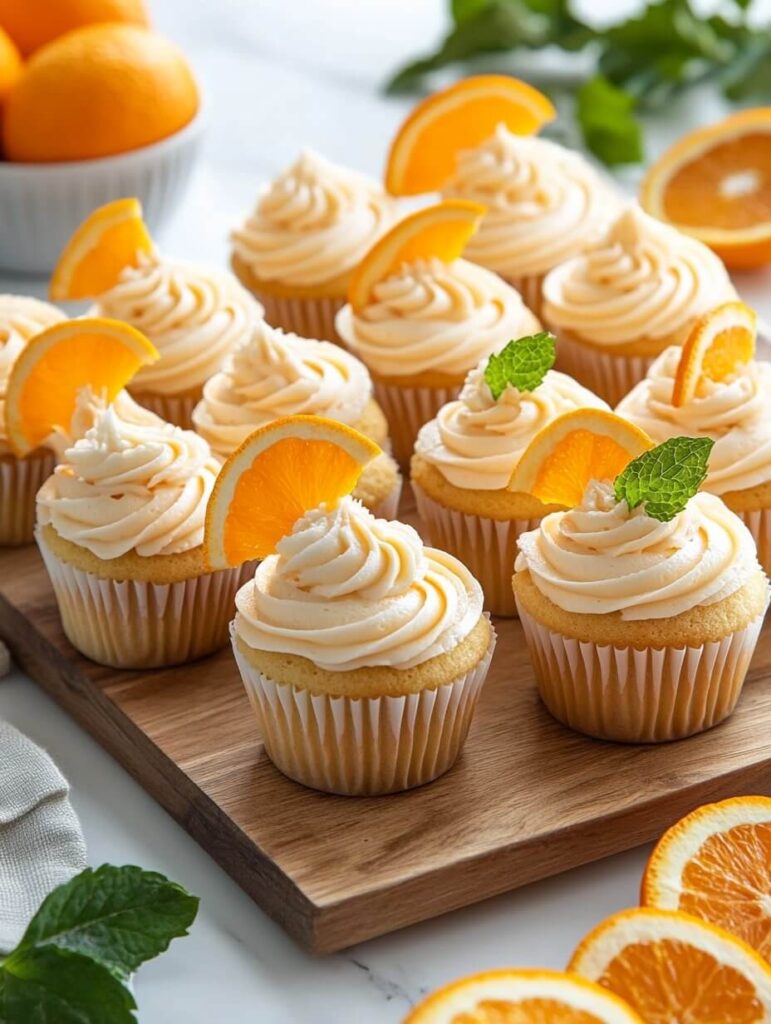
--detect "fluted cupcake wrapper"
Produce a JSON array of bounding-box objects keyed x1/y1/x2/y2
[
  {"x1": 516, "y1": 600, "x2": 766, "y2": 743},
  {"x1": 501, "y1": 272, "x2": 545, "y2": 321},
  {"x1": 368, "y1": 473, "x2": 403, "y2": 520},
  {"x1": 414, "y1": 483, "x2": 540, "y2": 618},
  {"x1": 253, "y1": 291, "x2": 345, "y2": 347},
  {"x1": 736, "y1": 507, "x2": 771, "y2": 579},
  {"x1": 371, "y1": 380, "x2": 460, "y2": 471},
  {"x1": 129, "y1": 389, "x2": 201, "y2": 431},
  {"x1": 0, "y1": 450, "x2": 56, "y2": 547},
  {"x1": 553, "y1": 331, "x2": 657, "y2": 406},
  {"x1": 232, "y1": 618, "x2": 496, "y2": 796}
]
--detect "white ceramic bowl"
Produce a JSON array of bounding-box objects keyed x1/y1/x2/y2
[{"x1": 0, "y1": 109, "x2": 205, "y2": 274}]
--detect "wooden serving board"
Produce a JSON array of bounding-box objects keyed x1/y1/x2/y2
[{"x1": 3, "y1": 524, "x2": 771, "y2": 954}]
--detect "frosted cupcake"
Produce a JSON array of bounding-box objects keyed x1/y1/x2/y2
[
  {"x1": 542, "y1": 205, "x2": 737, "y2": 405},
  {"x1": 231, "y1": 150, "x2": 396, "y2": 343},
  {"x1": 191, "y1": 319, "x2": 402, "y2": 517},
  {"x1": 412, "y1": 333, "x2": 608, "y2": 616}
]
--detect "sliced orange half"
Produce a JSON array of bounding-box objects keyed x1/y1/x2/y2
[
  {"x1": 204, "y1": 415, "x2": 381, "y2": 568},
  {"x1": 640, "y1": 107, "x2": 771, "y2": 269},
  {"x1": 508, "y1": 409, "x2": 653, "y2": 508},
  {"x1": 386, "y1": 74, "x2": 556, "y2": 196},
  {"x1": 569, "y1": 907, "x2": 771, "y2": 1024},
  {"x1": 5, "y1": 317, "x2": 159, "y2": 456},
  {"x1": 348, "y1": 199, "x2": 486, "y2": 310},
  {"x1": 642, "y1": 796, "x2": 771, "y2": 964},
  {"x1": 50, "y1": 197, "x2": 154, "y2": 301},
  {"x1": 672, "y1": 301, "x2": 757, "y2": 407}
]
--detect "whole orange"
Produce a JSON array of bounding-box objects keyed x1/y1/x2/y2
[
  {"x1": 0, "y1": 0, "x2": 149, "y2": 56},
  {"x1": 0, "y1": 24, "x2": 21, "y2": 105},
  {"x1": 4, "y1": 24, "x2": 199, "y2": 163}
]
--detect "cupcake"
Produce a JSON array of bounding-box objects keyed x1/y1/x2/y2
[
  {"x1": 231, "y1": 150, "x2": 397, "y2": 344},
  {"x1": 191, "y1": 319, "x2": 402, "y2": 518},
  {"x1": 512, "y1": 425, "x2": 769, "y2": 743},
  {"x1": 542, "y1": 205, "x2": 737, "y2": 406},
  {"x1": 412, "y1": 332, "x2": 608, "y2": 616},
  {"x1": 0, "y1": 295, "x2": 66, "y2": 546}
]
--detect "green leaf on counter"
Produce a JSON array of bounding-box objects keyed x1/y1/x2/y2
[
  {"x1": 485, "y1": 332, "x2": 556, "y2": 399},
  {"x1": 576, "y1": 76, "x2": 643, "y2": 166},
  {"x1": 614, "y1": 436, "x2": 714, "y2": 522}
]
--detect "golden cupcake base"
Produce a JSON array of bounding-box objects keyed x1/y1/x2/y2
[{"x1": 0, "y1": 449, "x2": 55, "y2": 547}]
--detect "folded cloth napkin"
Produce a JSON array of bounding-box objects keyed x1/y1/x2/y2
[{"x1": 0, "y1": 718, "x2": 87, "y2": 952}]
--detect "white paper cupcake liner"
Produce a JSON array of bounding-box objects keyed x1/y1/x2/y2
[
  {"x1": 0, "y1": 450, "x2": 55, "y2": 547},
  {"x1": 371, "y1": 379, "x2": 460, "y2": 470},
  {"x1": 232, "y1": 619, "x2": 496, "y2": 795},
  {"x1": 736, "y1": 506, "x2": 771, "y2": 578},
  {"x1": 367, "y1": 473, "x2": 403, "y2": 520},
  {"x1": 129, "y1": 389, "x2": 201, "y2": 431},
  {"x1": 516, "y1": 601, "x2": 766, "y2": 743},
  {"x1": 255, "y1": 291, "x2": 345, "y2": 346},
  {"x1": 553, "y1": 331, "x2": 658, "y2": 406},
  {"x1": 502, "y1": 272, "x2": 545, "y2": 320},
  {"x1": 414, "y1": 483, "x2": 540, "y2": 617}
]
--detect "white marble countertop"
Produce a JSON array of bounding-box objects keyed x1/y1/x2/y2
[{"x1": 2, "y1": 1, "x2": 771, "y2": 1020}]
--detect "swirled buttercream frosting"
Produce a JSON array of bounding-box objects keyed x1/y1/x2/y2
[
  {"x1": 617, "y1": 347, "x2": 771, "y2": 494},
  {"x1": 542, "y1": 206, "x2": 736, "y2": 346},
  {"x1": 443, "y1": 127, "x2": 619, "y2": 278},
  {"x1": 234, "y1": 496, "x2": 483, "y2": 670},
  {"x1": 336, "y1": 257, "x2": 539, "y2": 378},
  {"x1": 192, "y1": 320, "x2": 372, "y2": 457},
  {"x1": 515, "y1": 481, "x2": 760, "y2": 619},
  {"x1": 415, "y1": 364, "x2": 608, "y2": 490},
  {"x1": 231, "y1": 150, "x2": 396, "y2": 288}
]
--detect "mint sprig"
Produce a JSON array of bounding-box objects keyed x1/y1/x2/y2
[
  {"x1": 614, "y1": 437, "x2": 714, "y2": 522},
  {"x1": 484, "y1": 332, "x2": 556, "y2": 400}
]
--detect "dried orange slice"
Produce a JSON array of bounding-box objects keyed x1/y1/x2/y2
[
  {"x1": 403, "y1": 968, "x2": 644, "y2": 1024},
  {"x1": 348, "y1": 199, "x2": 486, "y2": 310},
  {"x1": 50, "y1": 197, "x2": 154, "y2": 301},
  {"x1": 5, "y1": 317, "x2": 159, "y2": 456},
  {"x1": 385, "y1": 74, "x2": 556, "y2": 196},
  {"x1": 204, "y1": 415, "x2": 381, "y2": 568},
  {"x1": 642, "y1": 796, "x2": 771, "y2": 963},
  {"x1": 672, "y1": 301, "x2": 757, "y2": 407},
  {"x1": 508, "y1": 409, "x2": 653, "y2": 508},
  {"x1": 569, "y1": 907, "x2": 771, "y2": 1024},
  {"x1": 640, "y1": 107, "x2": 771, "y2": 269}
]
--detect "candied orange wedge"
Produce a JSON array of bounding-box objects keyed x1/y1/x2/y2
[
  {"x1": 5, "y1": 317, "x2": 158, "y2": 456},
  {"x1": 50, "y1": 197, "x2": 154, "y2": 300},
  {"x1": 672, "y1": 301, "x2": 757, "y2": 407},
  {"x1": 204, "y1": 415, "x2": 381, "y2": 569},
  {"x1": 386, "y1": 74, "x2": 556, "y2": 196}
]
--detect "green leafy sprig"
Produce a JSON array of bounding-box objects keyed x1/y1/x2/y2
[
  {"x1": 614, "y1": 436, "x2": 714, "y2": 522},
  {"x1": 484, "y1": 332, "x2": 556, "y2": 399}
]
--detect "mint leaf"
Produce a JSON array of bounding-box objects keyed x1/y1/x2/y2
[
  {"x1": 577, "y1": 75, "x2": 643, "y2": 166},
  {"x1": 16, "y1": 865, "x2": 199, "y2": 982},
  {"x1": 484, "y1": 332, "x2": 556, "y2": 399},
  {"x1": 614, "y1": 437, "x2": 714, "y2": 522}
]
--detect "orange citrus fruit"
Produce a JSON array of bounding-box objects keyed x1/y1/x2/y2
[
  {"x1": 569, "y1": 907, "x2": 771, "y2": 1024},
  {"x1": 348, "y1": 199, "x2": 486, "y2": 310},
  {"x1": 403, "y1": 968, "x2": 644, "y2": 1024},
  {"x1": 672, "y1": 301, "x2": 757, "y2": 407},
  {"x1": 50, "y1": 198, "x2": 154, "y2": 301},
  {"x1": 0, "y1": 0, "x2": 149, "y2": 56},
  {"x1": 385, "y1": 75, "x2": 556, "y2": 196},
  {"x1": 0, "y1": 25, "x2": 22, "y2": 109},
  {"x1": 642, "y1": 796, "x2": 771, "y2": 964},
  {"x1": 3, "y1": 24, "x2": 199, "y2": 162},
  {"x1": 641, "y1": 108, "x2": 771, "y2": 269},
  {"x1": 5, "y1": 317, "x2": 158, "y2": 456},
  {"x1": 204, "y1": 415, "x2": 381, "y2": 569},
  {"x1": 508, "y1": 409, "x2": 653, "y2": 508}
]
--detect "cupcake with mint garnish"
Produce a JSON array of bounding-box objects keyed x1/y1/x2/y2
[{"x1": 412, "y1": 332, "x2": 608, "y2": 616}]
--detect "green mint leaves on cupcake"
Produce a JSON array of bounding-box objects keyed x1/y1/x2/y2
[
  {"x1": 614, "y1": 436, "x2": 714, "y2": 522},
  {"x1": 484, "y1": 332, "x2": 556, "y2": 400}
]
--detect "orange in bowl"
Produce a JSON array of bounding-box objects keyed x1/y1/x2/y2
[{"x1": 0, "y1": 0, "x2": 149, "y2": 56}]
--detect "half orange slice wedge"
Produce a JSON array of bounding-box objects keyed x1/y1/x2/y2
[{"x1": 672, "y1": 301, "x2": 757, "y2": 407}]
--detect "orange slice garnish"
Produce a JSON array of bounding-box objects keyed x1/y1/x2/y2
[
  {"x1": 403, "y1": 968, "x2": 644, "y2": 1024},
  {"x1": 569, "y1": 907, "x2": 771, "y2": 1024},
  {"x1": 640, "y1": 107, "x2": 771, "y2": 269},
  {"x1": 385, "y1": 74, "x2": 556, "y2": 196},
  {"x1": 5, "y1": 317, "x2": 159, "y2": 456},
  {"x1": 50, "y1": 197, "x2": 154, "y2": 301},
  {"x1": 348, "y1": 199, "x2": 486, "y2": 310},
  {"x1": 508, "y1": 409, "x2": 653, "y2": 508},
  {"x1": 204, "y1": 414, "x2": 381, "y2": 568},
  {"x1": 642, "y1": 796, "x2": 771, "y2": 964},
  {"x1": 672, "y1": 301, "x2": 757, "y2": 407}
]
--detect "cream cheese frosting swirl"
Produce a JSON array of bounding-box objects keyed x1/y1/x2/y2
[
  {"x1": 234, "y1": 496, "x2": 482, "y2": 670},
  {"x1": 515, "y1": 481, "x2": 759, "y2": 619},
  {"x1": 192, "y1": 320, "x2": 372, "y2": 457},
  {"x1": 542, "y1": 206, "x2": 736, "y2": 346},
  {"x1": 336, "y1": 257, "x2": 540, "y2": 378},
  {"x1": 231, "y1": 150, "x2": 396, "y2": 288},
  {"x1": 415, "y1": 365, "x2": 608, "y2": 490},
  {"x1": 443, "y1": 127, "x2": 619, "y2": 278},
  {"x1": 37, "y1": 400, "x2": 219, "y2": 559},
  {"x1": 92, "y1": 252, "x2": 264, "y2": 394},
  {"x1": 617, "y1": 347, "x2": 771, "y2": 494}
]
